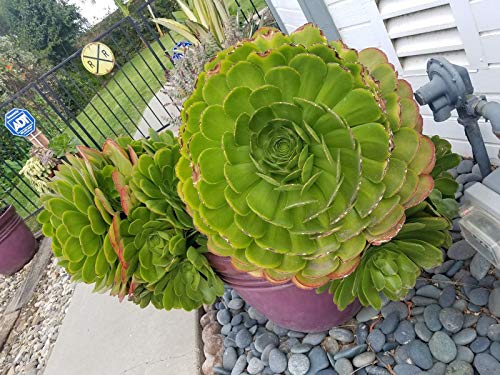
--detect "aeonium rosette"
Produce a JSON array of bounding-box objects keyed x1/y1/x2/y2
[{"x1": 176, "y1": 24, "x2": 436, "y2": 289}]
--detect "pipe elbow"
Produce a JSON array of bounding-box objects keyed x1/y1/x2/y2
[{"x1": 476, "y1": 100, "x2": 500, "y2": 138}]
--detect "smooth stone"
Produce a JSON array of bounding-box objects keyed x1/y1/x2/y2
[
  {"x1": 223, "y1": 347, "x2": 238, "y2": 370},
  {"x1": 429, "y1": 331, "x2": 458, "y2": 363},
  {"x1": 288, "y1": 354, "x2": 310, "y2": 375},
  {"x1": 490, "y1": 341, "x2": 500, "y2": 361},
  {"x1": 255, "y1": 332, "x2": 279, "y2": 352},
  {"x1": 356, "y1": 324, "x2": 369, "y2": 345},
  {"x1": 353, "y1": 351, "x2": 376, "y2": 368},
  {"x1": 469, "y1": 288, "x2": 490, "y2": 306},
  {"x1": 456, "y1": 173, "x2": 482, "y2": 184},
  {"x1": 322, "y1": 336, "x2": 340, "y2": 355},
  {"x1": 427, "y1": 362, "x2": 447, "y2": 375},
  {"x1": 462, "y1": 276, "x2": 479, "y2": 295},
  {"x1": 231, "y1": 314, "x2": 243, "y2": 326},
  {"x1": 395, "y1": 320, "x2": 416, "y2": 345},
  {"x1": 470, "y1": 337, "x2": 491, "y2": 353},
  {"x1": 468, "y1": 303, "x2": 482, "y2": 312},
  {"x1": 329, "y1": 328, "x2": 354, "y2": 343},
  {"x1": 477, "y1": 316, "x2": 497, "y2": 336},
  {"x1": 303, "y1": 332, "x2": 327, "y2": 346},
  {"x1": 367, "y1": 329, "x2": 385, "y2": 352},
  {"x1": 446, "y1": 261, "x2": 464, "y2": 277},
  {"x1": 445, "y1": 360, "x2": 473, "y2": 375},
  {"x1": 452, "y1": 299, "x2": 468, "y2": 312},
  {"x1": 408, "y1": 339, "x2": 433, "y2": 370},
  {"x1": 288, "y1": 331, "x2": 306, "y2": 338},
  {"x1": 261, "y1": 344, "x2": 275, "y2": 366},
  {"x1": 439, "y1": 308, "x2": 464, "y2": 333},
  {"x1": 308, "y1": 346, "x2": 329, "y2": 373},
  {"x1": 333, "y1": 344, "x2": 368, "y2": 360},
  {"x1": 279, "y1": 338, "x2": 299, "y2": 354},
  {"x1": 395, "y1": 345, "x2": 411, "y2": 364},
  {"x1": 439, "y1": 286, "x2": 456, "y2": 308},
  {"x1": 447, "y1": 241, "x2": 476, "y2": 260},
  {"x1": 317, "y1": 370, "x2": 338, "y2": 375},
  {"x1": 488, "y1": 324, "x2": 500, "y2": 341},
  {"x1": 470, "y1": 253, "x2": 491, "y2": 281},
  {"x1": 472, "y1": 163, "x2": 482, "y2": 176},
  {"x1": 433, "y1": 274, "x2": 453, "y2": 289},
  {"x1": 269, "y1": 348, "x2": 287, "y2": 373},
  {"x1": 382, "y1": 342, "x2": 398, "y2": 351},
  {"x1": 404, "y1": 289, "x2": 416, "y2": 301},
  {"x1": 479, "y1": 275, "x2": 496, "y2": 288},
  {"x1": 418, "y1": 285, "x2": 443, "y2": 299},
  {"x1": 231, "y1": 355, "x2": 247, "y2": 375},
  {"x1": 381, "y1": 312, "x2": 400, "y2": 334},
  {"x1": 473, "y1": 353, "x2": 500, "y2": 375},
  {"x1": 452, "y1": 328, "x2": 477, "y2": 345},
  {"x1": 434, "y1": 260, "x2": 456, "y2": 274},
  {"x1": 247, "y1": 358, "x2": 264, "y2": 375},
  {"x1": 357, "y1": 306, "x2": 380, "y2": 322},
  {"x1": 228, "y1": 298, "x2": 244, "y2": 310},
  {"x1": 393, "y1": 364, "x2": 421, "y2": 375},
  {"x1": 415, "y1": 321, "x2": 433, "y2": 342},
  {"x1": 272, "y1": 324, "x2": 289, "y2": 337},
  {"x1": 233, "y1": 324, "x2": 245, "y2": 333},
  {"x1": 291, "y1": 343, "x2": 313, "y2": 354},
  {"x1": 248, "y1": 325, "x2": 258, "y2": 335},
  {"x1": 217, "y1": 309, "x2": 232, "y2": 325},
  {"x1": 456, "y1": 346, "x2": 474, "y2": 363},
  {"x1": 457, "y1": 160, "x2": 474, "y2": 174},
  {"x1": 489, "y1": 288, "x2": 500, "y2": 318},
  {"x1": 221, "y1": 324, "x2": 232, "y2": 335},
  {"x1": 377, "y1": 354, "x2": 395, "y2": 367},
  {"x1": 381, "y1": 301, "x2": 408, "y2": 320},
  {"x1": 235, "y1": 329, "x2": 252, "y2": 349},
  {"x1": 425, "y1": 304, "x2": 443, "y2": 332},
  {"x1": 365, "y1": 365, "x2": 390, "y2": 375},
  {"x1": 247, "y1": 307, "x2": 267, "y2": 324},
  {"x1": 214, "y1": 367, "x2": 231, "y2": 375},
  {"x1": 334, "y1": 358, "x2": 353, "y2": 375},
  {"x1": 413, "y1": 296, "x2": 438, "y2": 306},
  {"x1": 225, "y1": 336, "x2": 237, "y2": 348},
  {"x1": 412, "y1": 306, "x2": 425, "y2": 316}
]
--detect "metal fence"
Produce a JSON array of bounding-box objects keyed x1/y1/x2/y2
[{"x1": 0, "y1": 0, "x2": 275, "y2": 224}]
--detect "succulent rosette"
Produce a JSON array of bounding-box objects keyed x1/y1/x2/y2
[{"x1": 176, "y1": 24, "x2": 436, "y2": 288}]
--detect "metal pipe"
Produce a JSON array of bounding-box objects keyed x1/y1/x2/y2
[{"x1": 475, "y1": 100, "x2": 500, "y2": 138}]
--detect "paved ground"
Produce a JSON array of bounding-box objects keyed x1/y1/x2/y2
[
  {"x1": 44, "y1": 283, "x2": 200, "y2": 375},
  {"x1": 134, "y1": 90, "x2": 180, "y2": 140}
]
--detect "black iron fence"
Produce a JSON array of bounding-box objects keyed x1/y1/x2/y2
[{"x1": 0, "y1": 0, "x2": 276, "y2": 224}]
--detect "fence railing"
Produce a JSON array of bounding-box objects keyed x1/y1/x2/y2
[{"x1": 0, "y1": 0, "x2": 276, "y2": 225}]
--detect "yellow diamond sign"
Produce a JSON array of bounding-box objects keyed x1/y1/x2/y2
[{"x1": 81, "y1": 42, "x2": 115, "y2": 76}]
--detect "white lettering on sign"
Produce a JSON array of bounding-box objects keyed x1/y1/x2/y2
[{"x1": 13, "y1": 114, "x2": 30, "y2": 132}]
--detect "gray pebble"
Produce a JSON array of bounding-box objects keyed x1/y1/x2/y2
[
  {"x1": 218, "y1": 309, "x2": 232, "y2": 325},
  {"x1": 365, "y1": 365, "x2": 390, "y2": 375},
  {"x1": 329, "y1": 328, "x2": 354, "y2": 343},
  {"x1": 452, "y1": 328, "x2": 477, "y2": 345},
  {"x1": 457, "y1": 160, "x2": 474, "y2": 174},
  {"x1": 247, "y1": 307, "x2": 267, "y2": 324},
  {"x1": 470, "y1": 337, "x2": 491, "y2": 353},
  {"x1": 353, "y1": 351, "x2": 376, "y2": 368},
  {"x1": 446, "y1": 261, "x2": 464, "y2": 277},
  {"x1": 302, "y1": 332, "x2": 326, "y2": 346},
  {"x1": 261, "y1": 345, "x2": 275, "y2": 366},
  {"x1": 272, "y1": 324, "x2": 289, "y2": 337},
  {"x1": 381, "y1": 311, "x2": 400, "y2": 334},
  {"x1": 235, "y1": 329, "x2": 252, "y2": 348},
  {"x1": 456, "y1": 173, "x2": 482, "y2": 185},
  {"x1": 381, "y1": 301, "x2": 408, "y2": 320},
  {"x1": 334, "y1": 358, "x2": 353, "y2": 375},
  {"x1": 231, "y1": 355, "x2": 247, "y2": 375},
  {"x1": 228, "y1": 298, "x2": 245, "y2": 310},
  {"x1": 417, "y1": 285, "x2": 443, "y2": 299},
  {"x1": 477, "y1": 315, "x2": 496, "y2": 336},
  {"x1": 490, "y1": 341, "x2": 500, "y2": 361},
  {"x1": 255, "y1": 332, "x2": 279, "y2": 352},
  {"x1": 223, "y1": 347, "x2": 238, "y2": 370},
  {"x1": 415, "y1": 321, "x2": 433, "y2": 342},
  {"x1": 447, "y1": 241, "x2": 476, "y2": 260},
  {"x1": 269, "y1": 348, "x2": 287, "y2": 373},
  {"x1": 468, "y1": 302, "x2": 482, "y2": 312},
  {"x1": 393, "y1": 364, "x2": 421, "y2": 375},
  {"x1": 427, "y1": 361, "x2": 447, "y2": 375},
  {"x1": 395, "y1": 345, "x2": 410, "y2": 364},
  {"x1": 356, "y1": 306, "x2": 380, "y2": 322},
  {"x1": 214, "y1": 367, "x2": 231, "y2": 375},
  {"x1": 439, "y1": 286, "x2": 456, "y2": 308},
  {"x1": 470, "y1": 253, "x2": 491, "y2": 281},
  {"x1": 488, "y1": 324, "x2": 500, "y2": 341},
  {"x1": 425, "y1": 304, "x2": 443, "y2": 332},
  {"x1": 279, "y1": 337, "x2": 299, "y2": 353},
  {"x1": 408, "y1": 339, "x2": 433, "y2": 370},
  {"x1": 489, "y1": 288, "x2": 500, "y2": 318},
  {"x1": 308, "y1": 346, "x2": 329, "y2": 373},
  {"x1": 445, "y1": 360, "x2": 473, "y2": 375},
  {"x1": 434, "y1": 260, "x2": 456, "y2": 274},
  {"x1": 439, "y1": 308, "x2": 464, "y2": 333},
  {"x1": 456, "y1": 345, "x2": 474, "y2": 363},
  {"x1": 333, "y1": 344, "x2": 368, "y2": 360},
  {"x1": 367, "y1": 329, "x2": 385, "y2": 352},
  {"x1": 291, "y1": 343, "x2": 312, "y2": 354},
  {"x1": 222, "y1": 324, "x2": 232, "y2": 335},
  {"x1": 452, "y1": 299, "x2": 468, "y2": 312},
  {"x1": 382, "y1": 342, "x2": 399, "y2": 351},
  {"x1": 472, "y1": 163, "x2": 482, "y2": 177},
  {"x1": 473, "y1": 353, "x2": 500, "y2": 375},
  {"x1": 469, "y1": 288, "x2": 490, "y2": 306},
  {"x1": 413, "y1": 296, "x2": 438, "y2": 306},
  {"x1": 395, "y1": 320, "x2": 415, "y2": 345},
  {"x1": 288, "y1": 331, "x2": 306, "y2": 338},
  {"x1": 316, "y1": 370, "x2": 338, "y2": 375},
  {"x1": 288, "y1": 354, "x2": 310, "y2": 375},
  {"x1": 247, "y1": 358, "x2": 264, "y2": 375},
  {"x1": 480, "y1": 275, "x2": 496, "y2": 288},
  {"x1": 429, "y1": 331, "x2": 457, "y2": 363},
  {"x1": 412, "y1": 306, "x2": 425, "y2": 316},
  {"x1": 248, "y1": 325, "x2": 258, "y2": 335},
  {"x1": 322, "y1": 336, "x2": 339, "y2": 354},
  {"x1": 433, "y1": 274, "x2": 453, "y2": 289},
  {"x1": 356, "y1": 324, "x2": 369, "y2": 345}
]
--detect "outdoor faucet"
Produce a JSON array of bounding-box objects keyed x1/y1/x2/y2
[{"x1": 415, "y1": 57, "x2": 500, "y2": 178}]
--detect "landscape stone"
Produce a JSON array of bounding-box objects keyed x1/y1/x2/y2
[
  {"x1": 470, "y1": 337, "x2": 491, "y2": 353},
  {"x1": 439, "y1": 286, "x2": 456, "y2": 308},
  {"x1": 223, "y1": 347, "x2": 238, "y2": 370},
  {"x1": 429, "y1": 331, "x2": 457, "y2": 363},
  {"x1": 469, "y1": 288, "x2": 490, "y2": 306},
  {"x1": 329, "y1": 328, "x2": 354, "y2": 343},
  {"x1": 247, "y1": 358, "x2": 264, "y2": 375},
  {"x1": 228, "y1": 298, "x2": 244, "y2": 310},
  {"x1": 322, "y1": 336, "x2": 340, "y2": 354},
  {"x1": 463, "y1": 314, "x2": 479, "y2": 328},
  {"x1": 433, "y1": 274, "x2": 453, "y2": 289},
  {"x1": 452, "y1": 328, "x2": 477, "y2": 345},
  {"x1": 489, "y1": 288, "x2": 500, "y2": 318},
  {"x1": 334, "y1": 358, "x2": 353, "y2": 375},
  {"x1": 413, "y1": 296, "x2": 438, "y2": 306},
  {"x1": 353, "y1": 351, "x2": 376, "y2": 368},
  {"x1": 381, "y1": 301, "x2": 407, "y2": 320},
  {"x1": 470, "y1": 253, "x2": 491, "y2": 280},
  {"x1": 393, "y1": 364, "x2": 421, "y2": 375},
  {"x1": 427, "y1": 361, "x2": 447, "y2": 375},
  {"x1": 415, "y1": 321, "x2": 433, "y2": 342},
  {"x1": 356, "y1": 324, "x2": 369, "y2": 345},
  {"x1": 425, "y1": 304, "x2": 443, "y2": 332},
  {"x1": 380, "y1": 312, "x2": 400, "y2": 334},
  {"x1": 308, "y1": 346, "x2": 329, "y2": 373},
  {"x1": 365, "y1": 365, "x2": 390, "y2": 375},
  {"x1": 356, "y1": 306, "x2": 380, "y2": 322},
  {"x1": 490, "y1": 341, "x2": 500, "y2": 361},
  {"x1": 477, "y1": 316, "x2": 496, "y2": 336},
  {"x1": 417, "y1": 285, "x2": 442, "y2": 299},
  {"x1": 457, "y1": 160, "x2": 474, "y2": 174},
  {"x1": 408, "y1": 339, "x2": 433, "y2": 370},
  {"x1": 395, "y1": 320, "x2": 415, "y2": 345},
  {"x1": 445, "y1": 360, "x2": 473, "y2": 375},
  {"x1": 488, "y1": 324, "x2": 500, "y2": 341},
  {"x1": 288, "y1": 353, "x2": 310, "y2": 375},
  {"x1": 473, "y1": 353, "x2": 500, "y2": 375},
  {"x1": 255, "y1": 332, "x2": 279, "y2": 352},
  {"x1": 268, "y1": 348, "x2": 287, "y2": 374},
  {"x1": 235, "y1": 329, "x2": 252, "y2": 349},
  {"x1": 316, "y1": 370, "x2": 338, "y2": 375},
  {"x1": 291, "y1": 343, "x2": 313, "y2": 354},
  {"x1": 367, "y1": 329, "x2": 385, "y2": 352},
  {"x1": 439, "y1": 308, "x2": 464, "y2": 333},
  {"x1": 303, "y1": 332, "x2": 327, "y2": 346},
  {"x1": 333, "y1": 344, "x2": 368, "y2": 360},
  {"x1": 217, "y1": 309, "x2": 231, "y2": 325},
  {"x1": 447, "y1": 241, "x2": 476, "y2": 260},
  {"x1": 456, "y1": 346, "x2": 474, "y2": 363}
]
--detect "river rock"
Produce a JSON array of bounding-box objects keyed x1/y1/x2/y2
[{"x1": 429, "y1": 331, "x2": 457, "y2": 363}]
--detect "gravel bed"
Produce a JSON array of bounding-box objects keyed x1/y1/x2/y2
[
  {"x1": 0, "y1": 266, "x2": 30, "y2": 315},
  {"x1": 200, "y1": 160, "x2": 500, "y2": 375},
  {"x1": 0, "y1": 257, "x2": 74, "y2": 375}
]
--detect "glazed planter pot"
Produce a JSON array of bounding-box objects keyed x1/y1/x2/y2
[
  {"x1": 0, "y1": 205, "x2": 37, "y2": 275},
  {"x1": 207, "y1": 253, "x2": 361, "y2": 333}
]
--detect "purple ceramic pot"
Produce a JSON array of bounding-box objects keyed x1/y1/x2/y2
[
  {"x1": 207, "y1": 254, "x2": 361, "y2": 333},
  {"x1": 0, "y1": 205, "x2": 37, "y2": 275}
]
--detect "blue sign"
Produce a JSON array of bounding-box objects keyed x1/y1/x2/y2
[{"x1": 4, "y1": 108, "x2": 36, "y2": 137}]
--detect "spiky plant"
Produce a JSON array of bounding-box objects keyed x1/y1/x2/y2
[
  {"x1": 176, "y1": 24, "x2": 437, "y2": 289},
  {"x1": 37, "y1": 131, "x2": 223, "y2": 311}
]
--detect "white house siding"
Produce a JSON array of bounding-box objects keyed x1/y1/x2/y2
[
  {"x1": 271, "y1": 0, "x2": 500, "y2": 164},
  {"x1": 267, "y1": 0, "x2": 308, "y2": 34}
]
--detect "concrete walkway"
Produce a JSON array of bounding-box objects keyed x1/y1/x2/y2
[
  {"x1": 44, "y1": 284, "x2": 200, "y2": 375},
  {"x1": 134, "y1": 90, "x2": 180, "y2": 140}
]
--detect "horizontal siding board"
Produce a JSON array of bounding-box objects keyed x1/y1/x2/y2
[
  {"x1": 470, "y1": 0, "x2": 499, "y2": 32},
  {"x1": 339, "y1": 23, "x2": 382, "y2": 50},
  {"x1": 377, "y1": 0, "x2": 448, "y2": 19},
  {"x1": 401, "y1": 50, "x2": 468, "y2": 72},
  {"x1": 394, "y1": 28, "x2": 463, "y2": 57},
  {"x1": 326, "y1": 0, "x2": 371, "y2": 29},
  {"x1": 480, "y1": 32, "x2": 500, "y2": 64}
]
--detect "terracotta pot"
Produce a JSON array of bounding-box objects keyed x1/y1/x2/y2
[
  {"x1": 0, "y1": 206, "x2": 37, "y2": 275},
  {"x1": 207, "y1": 253, "x2": 361, "y2": 333}
]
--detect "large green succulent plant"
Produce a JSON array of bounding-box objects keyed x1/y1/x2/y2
[
  {"x1": 38, "y1": 131, "x2": 223, "y2": 311},
  {"x1": 176, "y1": 24, "x2": 436, "y2": 288}
]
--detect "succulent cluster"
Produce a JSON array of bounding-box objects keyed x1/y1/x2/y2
[
  {"x1": 20, "y1": 147, "x2": 59, "y2": 194},
  {"x1": 38, "y1": 131, "x2": 223, "y2": 311},
  {"x1": 176, "y1": 24, "x2": 437, "y2": 289}
]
